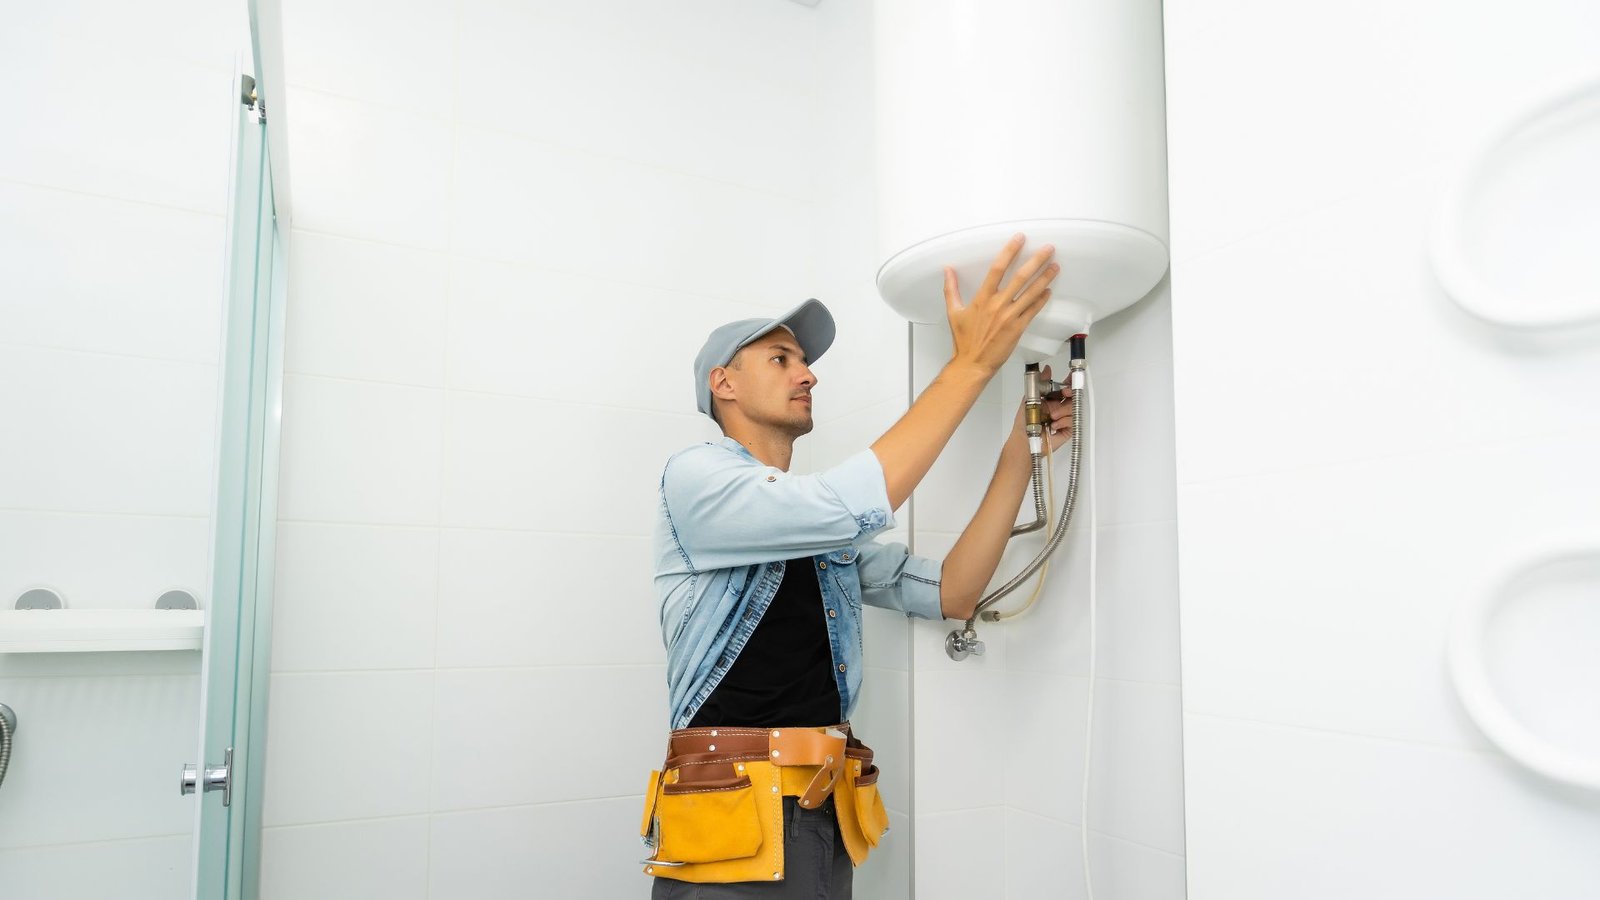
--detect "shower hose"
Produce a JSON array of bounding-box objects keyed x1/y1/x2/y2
[{"x1": 0, "y1": 703, "x2": 14, "y2": 792}]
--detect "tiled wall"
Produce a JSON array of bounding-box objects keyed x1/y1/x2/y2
[
  {"x1": 0, "y1": 2, "x2": 238, "y2": 897},
  {"x1": 259, "y1": 1, "x2": 914, "y2": 897},
  {"x1": 907, "y1": 278, "x2": 1186, "y2": 900},
  {"x1": 1166, "y1": 1, "x2": 1600, "y2": 897}
]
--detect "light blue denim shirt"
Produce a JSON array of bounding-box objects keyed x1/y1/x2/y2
[{"x1": 655, "y1": 436, "x2": 945, "y2": 730}]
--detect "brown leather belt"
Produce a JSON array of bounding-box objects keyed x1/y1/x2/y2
[{"x1": 662, "y1": 723, "x2": 874, "y2": 812}]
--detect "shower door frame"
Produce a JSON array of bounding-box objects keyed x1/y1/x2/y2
[{"x1": 192, "y1": 50, "x2": 287, "y2": 900}]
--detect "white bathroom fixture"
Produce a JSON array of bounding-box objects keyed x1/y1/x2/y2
[
  {"x1": 1448, "y1": 544, "x2": 1600, "y2": 791},
  {"x1": 872, "y1": 0, "x2": 1170, "y2": 357},
  {"x1": 1429, "y1": 76, "x2": 1600, "y2": 330}
]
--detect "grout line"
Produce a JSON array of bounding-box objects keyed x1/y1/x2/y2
[
  {"x1": 424, "y1": 9, "x2": 466, "y2": 890},
  {"x1": 0, "y1": 175, "x2": 228, "y2": 220},
  {"x1": 1174, "y1": 424, "x2": 1597, "y2": 491},
  {"x1": 265, "y1": 793, "x2": 648, "y2": 834},
  {"x1": 273, "y1": 520, "x2": 656, "y2": 540},
  {"x1": 280, "y1": 369, "x2": 715, "y2": 421},
  {"x1": 1004, "y1": 806, "x2": 1187, "y2": 861},
  {"x1": 271, "y1": 663, "x2": 663, "y2": 677},
  {"x1": 1001, "y1": 670, "x2": 1183, "y2": 691},
  {"x1": 0, "y1": 669, "x2": 198, "y2": 682},
  {"x1": 0, "y1": 830, "x2": 193, "y2": 855},
  {"x1": 1183, "y1": 708, "x2": 1499, "y2": 758},
  {"x1": 288, "y1": 225, "x2": 784, "y2": 316},
  {"x1": 0, "y1": 507, "x2": 208, "y2": 522},
  {"x1": 0, "y1": 340, "x2": 218, "y2": 371}
]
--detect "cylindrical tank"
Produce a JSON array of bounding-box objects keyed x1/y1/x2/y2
[{"x1": 874, "y1": 0, "x2": 1170, "y2": 357}]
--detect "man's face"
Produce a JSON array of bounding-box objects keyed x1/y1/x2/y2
[{"x1": 719, "y1": 327, "x2": 817, "y2": 437}]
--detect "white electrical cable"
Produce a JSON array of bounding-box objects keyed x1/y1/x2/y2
[{"x1": 1081, "y1": 364, "x2": 1098, "y2": 900}]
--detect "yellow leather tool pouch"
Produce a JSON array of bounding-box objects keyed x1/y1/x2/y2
[
  {"x1": 641, "y1": 726, "x2": 889, "y2": 883},
  {"x1": 642, "y1": 759, "x2": 784, "y2": 884},
  {"x1": 656, "y1": 772, "x2": 761, "y2": 863},
  {"x1": 853, "y1": 763, "x2": 890, "y2": 848}
]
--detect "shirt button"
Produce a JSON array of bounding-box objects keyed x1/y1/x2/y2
[
  {"x1": 837, "y1": 664, "x2": 847, "y2": 673},
  {"x1": 818, "y1": 562, "x2": 827, "y2": 569},
  {"x1": 766, "y1": 475, "x2": 776, "y2": 482},
  {"x1": 827, "y1": 609, "x2": 837, "y2": 618}
]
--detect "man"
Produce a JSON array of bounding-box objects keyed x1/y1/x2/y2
[{"x1": 645, "y1": 236, "x2": 1073, "y2": 897}]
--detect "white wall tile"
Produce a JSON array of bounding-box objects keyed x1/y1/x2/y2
[
  {"x1": 915, "y1": 667, "x2": 1006, "y2": 814},
  {"x1": 279, "y1": 0, "x2": 456, "y2": 115},
  {"x1": 0, "y1": 347, "x2": 215, "y2": 517},
  {"x1": 0, "y1": 673, "x2": 199, "y2": 847},
  {"x1": 259, "y1": 817, "x2": 430, "y2": 900},
  {"x1": 1003, "y1": 674, "x2": 1090, "y2": 824},
  {"x1": 277, "y1": 375, "x2": 444, "y2": 526},
  {"x1": 1005, "y1": 809, "x2": 1088, "y2": 900},
  {"x1": 0, "y1": 511, "x2": 209, "y2": 612},
  {"x1": 457, "y1": 0, "x2": 816, "y2": 197},
  {"x1": 429, "y1": 797, "x2": 647, "y2": 900},
  {"x1": 0, "y1": 182, "x2": 223, "y2": 364},
  {"x1": 435, "y1": 530, "x2": 661, "y2": 668},
  {"x1": 854, "y1": 666, "x2": 911, "y2": 813},
  {"x1": 909, "y1": 402, "x2": 1016, "y2": 534},
  {"x1": 1177, "y1": 433, "x2": 1600, "y2": 751},
  {"x1": 861, "y1": 603, "x2": 910, "y2": 673},
  {"x1": 1165, "y1": 1, "x2": 1600, "y2": 264},
  {"x1": 285, "y1": 87, "x2": 452, "y2": 250},
  {"x1": 1172, "y1": 172, "x2": 1600, "y2": 487},
  {"x1": 915, "y1": 807, "x2": 1006, "y2": 900},
  {"x1": 270, "y1": 523, "x2": 439, "y2": 672},
  {"x1": 284, "y1": 231, "x2": 448, "y2": 387},
  {"x1": 0, "y1": 40, "x2": 232, "y2": 214},
  {"x1": 1183, "y1": 713, "x2": 1600, "y2": 900},
  {"x1": 440, "y1": 390, "x2": 713, "y2": 533},
  {"x1": 260, "y1": 671, "x2": 434, "y2": 826},
  {"x1": 450, "y1": 125, "x2": 813, "y2": 304},
  {"x1": 0, "y1": 835, "x2": 193, "y2": 900},
  {"x1": 1086, "y1": 680, "x2": 1186, "y2": 855},
  {"x1": 431, "y1": 666, "x2": 665, "y2": 812},
  {"x1": 810, "y1": 397, "x2": 905, "y2": 472},
  {"x1": 444, "y1": 256, "x2": 764, "y2": 412},
  {"x1": 6, "y1": 1, "x2": 237, "y2": 69},
  {"x1": 1088, "y1": 364, "x2": 1178, "y2": 527},
  {"x1": 1002, "y1": 524, "x2": 1094, "y2": 677},
  {"x1": 460, "y1": 0, "x2": 818, "y2": 93},
  {"x1": 1088, "y1": 828, "x2": 1190, "y2": 900},
  {"x1": 1094, "y1": 521, "x2": 1182, "y2": 686}
]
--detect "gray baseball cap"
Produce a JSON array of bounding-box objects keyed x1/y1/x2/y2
[{"x1": 694, "y1": 298, "x2": 836, "y2": 420}]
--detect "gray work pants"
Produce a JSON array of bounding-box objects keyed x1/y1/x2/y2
[{"x1": 649, "y1": 795, "x2": 853, "y2": 899}]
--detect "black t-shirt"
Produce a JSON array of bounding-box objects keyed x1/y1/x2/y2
[{"x1": 688, "y1": 557, "x2": 841, "y2": 728}]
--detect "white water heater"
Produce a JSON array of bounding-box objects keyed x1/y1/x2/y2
[{"x1": 874, "y1": 0, "x2": 1170, "y2": 357}]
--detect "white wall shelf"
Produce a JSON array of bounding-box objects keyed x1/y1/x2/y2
[{"x1": 0, "y1": 609, "x2": 205, "y2": 653}]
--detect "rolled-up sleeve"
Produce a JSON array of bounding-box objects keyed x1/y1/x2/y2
[
  {"x1": 855, "y1": 539, "x2": 944, "y2": 621},
  {"x1": 661, "y1": 445, "x2": 895, "y2": 572}
]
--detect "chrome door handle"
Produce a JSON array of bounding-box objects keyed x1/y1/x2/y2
[{"x1": 181, "y1": 746, "x2": 233, "y2": 806}]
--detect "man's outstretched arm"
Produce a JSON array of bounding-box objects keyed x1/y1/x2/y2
[
  {"x1": 939, "y1": 371, "x2": 1073, "y2": 620},
  {"x1": 870, "y1": 234, "x2": 1058, "y2": 510}
]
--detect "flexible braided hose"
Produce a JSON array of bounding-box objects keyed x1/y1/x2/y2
[
  {"x1": 1009, "y1": 451, "x2": 1048, "y2": 536},
  {"x1": 969, "y1": 378, "x2": 1085, "y2": 625},
  {"x1": 0, "y1": 703, "x2": 14, "y2": 792}
]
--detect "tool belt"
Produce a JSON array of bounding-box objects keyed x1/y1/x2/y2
[{"x1": 639, "y1": 723, "x2": 891, "y2": 884}]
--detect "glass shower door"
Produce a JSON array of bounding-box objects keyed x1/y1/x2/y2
[{"x1": 191, "y1": 68, "x2": 283, "y2": 900}]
